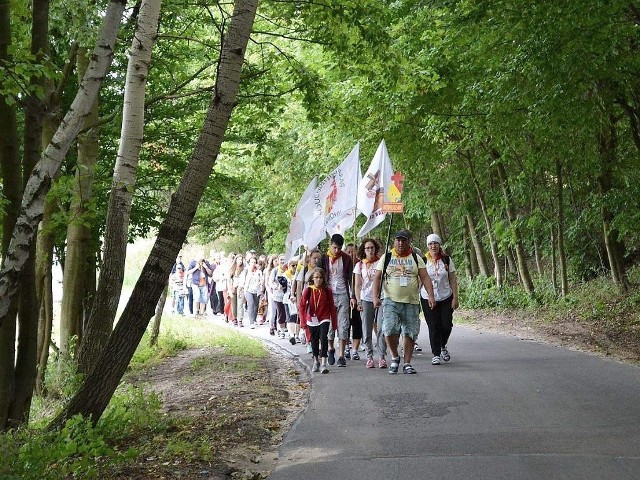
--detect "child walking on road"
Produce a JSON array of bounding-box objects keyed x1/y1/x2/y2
[{"x1": 299, "y1": 268, "x2": 338, "y2": 374}]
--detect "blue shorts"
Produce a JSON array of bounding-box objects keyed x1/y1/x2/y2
[
  {"x1": 381, "y1": 299, "x2": 421, "y2": 340},
  {"x1": 197, "y1": 285, "x2": 208, "y2": 304}
]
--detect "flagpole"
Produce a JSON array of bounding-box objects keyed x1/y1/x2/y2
[
  {"x1": 384, "y1": 213, "x2": 395, "y2": 253},
  {"x1": 349, "y1": 142, "x2": 362, "y2": 321}
]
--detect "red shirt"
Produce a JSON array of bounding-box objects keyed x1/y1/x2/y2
[{"x1": 298, "y1": 286, "x2": 338, "y2": 330}]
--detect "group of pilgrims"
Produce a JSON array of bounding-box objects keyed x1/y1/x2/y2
[{"x1": 170, "y1": 229, "x2": 458, "y2": 375}]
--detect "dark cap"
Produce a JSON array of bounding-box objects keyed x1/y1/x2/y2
[
  {"x1": 394, "y1": 229, "x2": 411, "y2": 240},
  {"x1": 330, "y1": 233, "x2": 345, "y2": 247}
]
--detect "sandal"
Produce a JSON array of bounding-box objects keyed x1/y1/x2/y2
[{"x1": 403, "y1": 364, "x2": 417, "y2": 374}]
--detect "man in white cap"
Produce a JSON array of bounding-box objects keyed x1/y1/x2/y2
[{"x1": 372, "y1": 229, "x2": 435, "y2": 374}]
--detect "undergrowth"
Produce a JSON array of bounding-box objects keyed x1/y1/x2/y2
[
  {"x1": 459, "y1": 266, "x2": 640, "y2": 359},
  {"x1": 1, "y1": 314, "x2": 266, "y2": 479},
  {"x1": 0, "y1": 386, "x2": 164, "y2": 480}
]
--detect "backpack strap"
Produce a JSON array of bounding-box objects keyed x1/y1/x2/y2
[
  {"x1": 442, "y1": 254, "x2": 450, "y2": 272},
  {"x1": 383, "y1": 252, "x2": 391, "y2": 280}
]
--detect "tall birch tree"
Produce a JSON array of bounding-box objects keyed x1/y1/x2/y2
[
  {"x1": 59, "y1": 49, "x2": 100, "y2": 360},
  {"x1": 78, "y1": 0, "x2": 162, "y2": 375},
  {"x1": 0, "y1": 0, "x2": 126, "y2": 330},
  {"x1": 51, "y1": 0, "x2": 259, "y2": 427}
]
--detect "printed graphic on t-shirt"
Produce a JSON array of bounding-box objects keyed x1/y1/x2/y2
[{"x1": 387, "y1": 256, "x2": 418, "y2": 278}]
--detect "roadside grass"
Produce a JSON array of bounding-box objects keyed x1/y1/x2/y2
[
  {"x1": 130, "y1": 314, "x2": 268, "y2": 370},
  {"x1": 1, "y1": 313, "x2": 267, "y2": 480}
]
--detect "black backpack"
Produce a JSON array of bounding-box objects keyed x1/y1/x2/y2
[{"x1": 277, "y1": 275, "x2": 288, "y2": 293}]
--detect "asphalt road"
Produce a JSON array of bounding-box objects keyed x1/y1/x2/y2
[{"x1": 224, "y1": 316, "x2": 640, "y2": 480}]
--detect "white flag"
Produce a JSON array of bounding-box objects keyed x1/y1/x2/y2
[
  {"x1": 357, "y1": 139, "x2": 394, "y2": 237},
  {"x1": 304, "y1": 143, "x2": 361, "y2": 249},
  {"x1": 285, "y1": 177, "x2": 317, "y2": 261}
]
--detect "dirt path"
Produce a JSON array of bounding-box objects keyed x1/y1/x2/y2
[{"x1": 119, "y1": 346, "x2": 309, "y2": 479}]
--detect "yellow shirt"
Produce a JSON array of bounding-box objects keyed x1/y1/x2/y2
[{"x1": 376, "y1": 250, "x2": 425, "y2": 304}]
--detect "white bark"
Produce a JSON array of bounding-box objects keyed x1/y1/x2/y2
[
  {"x1": 78, "y1": 0, "x2": 162, "y2": 374},
  {"x1": 0, "y1": 0, "x2": 126, "y2": 329},
  {"x1": 52, "y1": 0, "x2": 259, "y2": 426}
]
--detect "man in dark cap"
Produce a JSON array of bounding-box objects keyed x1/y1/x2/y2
[
  {"x1": 320, "y1": 233, "x2": 355, "y2": 367},
  {"x1": 372, "y1": 229, "x2": 435, "y2": 374}
]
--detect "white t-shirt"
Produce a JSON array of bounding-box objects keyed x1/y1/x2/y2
[
  {"x1": 243, "y1": 269, "x2": 263, "y2": 295},
  {"x1": 420, "y1": 256, "x2": 456, "y2": 302},
  {"x1": 270, "y1": 268, "x2": 286, "y2": 302},
  {"x1": 328, "y1": 257, "x2": 348, "y2": 295},
  {"x1": 353, "y1": 260, "x2": 376, "y2": 302}
]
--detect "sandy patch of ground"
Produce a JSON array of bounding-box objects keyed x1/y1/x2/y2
[{"x1": 117, "y1": 346, "x2": 309, "y2": 479}]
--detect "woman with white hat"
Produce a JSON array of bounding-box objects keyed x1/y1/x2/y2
[{"x1": 420, "y1": 233, "x2": 459, "y2": 365}]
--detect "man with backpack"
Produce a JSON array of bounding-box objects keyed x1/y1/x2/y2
[{"x1": 372, "y1": 230, "x2": 435, "y2": 374}]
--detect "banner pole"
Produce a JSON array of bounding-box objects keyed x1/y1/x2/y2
[{"x1": 384, "y1": 213, "x2": 395, "y2": 253}]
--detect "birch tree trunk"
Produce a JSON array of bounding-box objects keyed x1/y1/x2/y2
[
  {"x1": 465, "y1": 212, "x2": 490, "y2": 277},
  {"x1": 462, "y1": 217, "x2": 477, "y2": 278},
  {"x1": 530, "y1": 194, "x2": 543, "y2": 277},
  {"x1": 496, "y1": 162, "x2": 535, "y2": 295},
  {"x1": 150, "y1": 281, "x2": 168, "y2": 347},
  {"x1": 35, "y1": 216, "x2": 54, "y2": 395},
  {"x1": 35, "y1": 43, "x2": 78, "y2": 394},
  {"x1": 597, "y1": 115, "x2": 629, "y2": 293},
  {"x1": 550, "y1": 225, "x2": 557, "y2": 296},
  {"x1": 50, "y1": 0, "x2": 259, "y2": 428},
  {"x1": 430, "y1": 210, "x2": 445, "y2": 242},
  {"x1": 78, "y1": 0, "x2": 162, "y2": 375},
  {"x1": 533, "y1": 237, "x2": 542, "y2": 276},
  {"x1": 0, "y1": 0, "x2": 126, "y2": 330}
]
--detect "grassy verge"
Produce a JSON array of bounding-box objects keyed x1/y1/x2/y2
[
  {"x1": 458, "y1": 266, "x2": 640, "y2": 362},
  {"x1": 0, "y1": 314, "x2": 269, "y2": 480}
]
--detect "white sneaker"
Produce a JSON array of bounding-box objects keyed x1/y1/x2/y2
[
  {"x1": 312, "y1": 362, "x2": 320, "y2": 373},
  {"x1": 432, "y1": 356, "x2": 441, "y2": 365},
  {"x1": 441, "y1": 347, "x2": 450, "y2": 362},
  {"x1": 321, "y1": 364, "x2": 329, "y2": 374}
]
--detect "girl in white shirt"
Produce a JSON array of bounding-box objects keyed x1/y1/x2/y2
[{"x1": 354, "y1": 238, "x2": 386, "y2": 368}]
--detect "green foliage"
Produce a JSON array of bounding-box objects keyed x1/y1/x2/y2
[
  {"x1": 131, "y1": 313, "x2": 268, "y2": 371},
  {"x1": 538, "y1": 266, "x2": 640, "y2": 326},
  {"x1": 460, "y1": 266, "x2": 640, "y2": 357},
  {"x1": 459, "y1": 276, "x2": 538, "y2": 309},
  {"x1": 0, "y1": 387, "x2": 158, "y2": 480},
  {"x1": 3, "y1": 307, "x2": 271, "y2": 478},
  {"x1": 41, "y1": 352, "x2": 85, "y2": 403},
  {"x1": 130, "y1": 329, "x2": 190, "y2": 369}
]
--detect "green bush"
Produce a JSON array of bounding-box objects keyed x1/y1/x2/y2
[
  {"x1": 459, "y1": 276, "x2": 536, "y2": 309},
  {"x1": 3, "y1": 310, "x2": 268, "y2": 479},
  {"x1": 1, "y1": 387, "x2": 164, "y2": 479}
]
